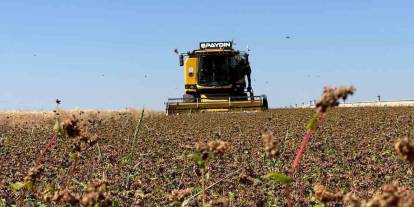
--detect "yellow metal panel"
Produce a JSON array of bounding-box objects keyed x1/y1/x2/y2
[{"x1": 184, "y1": 57, "x2": 198, "y2": 85}]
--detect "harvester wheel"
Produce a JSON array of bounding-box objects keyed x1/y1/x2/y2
[{"x1": 262, "y1": 95, "x2": 269, "y2": 110}]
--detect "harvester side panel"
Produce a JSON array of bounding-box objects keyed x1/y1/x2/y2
[{"x1": 184, "y1": 58, "x2": 198, "y2": 91}]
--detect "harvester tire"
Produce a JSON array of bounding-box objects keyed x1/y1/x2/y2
[{"x1": 262, "y1": 95, "x2": 269, "y2": 110}]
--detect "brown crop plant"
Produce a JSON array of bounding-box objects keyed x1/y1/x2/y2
[
  {"x1": 183, "y1": 140, "x2": 230, "y2": 206},
  {"x1": 394, "y1": 137, "x2": 414, "y2": 164},
  {"x1": 7, "y1": 101, "x2": 116, "y2": 206},
  {"x1": 285, "y1": 85, "x2": 355, "y2": 207},
  {"x1": 168, "y1": 188, "x2": 193, "y2": 202},
  {"x1": 262, "y1": 129, "x2": 279, "y2": 158},
  {"x1": 10, "y1": 102, "x2": 62, "y2": 205},
  {"x1": 62, "y1": 117, "x2": 99, "y2": 188},
  {"x1": 40, "y1": 179, "x2": 112, "y2": 207},
  {"x1": 314, "y1": 182, "x2": 414, "y2": 207},
  {"x1": 209, "y1": 197, "x2": 230, "y2": 207},
  {"x1": 313, "y1": 133, "x2": 414, "y2": 206},
  {"x1": 0, "y1": 137, "x2": 4, "y2": 152},
  {"x1": 207, "y1": 140, "x2": 230, "y2": 156},
  {"x1": 313, "y1": 183, "x2": 343, "y2": 202},
  {"x1": 316, "y1": 86, "x2": 356, "y2": 113},
  {"x1": 4, "y1": 98, "x2": 414, "y2": 206},
  {"x1": 259, "y1": 86, "x2": 355, "y2": 207}
]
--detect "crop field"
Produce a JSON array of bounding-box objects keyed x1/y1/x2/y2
[{"x1": 1, "y1": 105, "x2": 414, "y2": 206}]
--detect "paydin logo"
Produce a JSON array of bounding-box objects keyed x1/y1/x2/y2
[{"x1": 200, "y1": 41, "x2": 232, "y2": 49}]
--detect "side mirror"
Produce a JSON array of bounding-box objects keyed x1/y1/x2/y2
[
  {"x1": 179, "y1": 55, "x2": 184, "y2": 66},
  {"x1": 244, "y1": 53, "x2": 249, "y2": 63}
]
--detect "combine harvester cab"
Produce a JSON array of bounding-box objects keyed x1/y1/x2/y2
[{"x1": 166, "y1": 41, "x2": 268, "y2": 115}]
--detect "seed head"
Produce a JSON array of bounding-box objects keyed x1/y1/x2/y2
[
  {"x1": 262, "y1": 129, "x2": 279, "y2": 158},
  {"x1": 24, "y1": 164, "x2": 43, "y2": 185},
  {"x1": 395, "y1": 137, "x2": 414, "y2": 164},
  {"x1": 168, "y1": 188, "x2": 192, "y2": 202},
  {"x1": 195, "y1": 142, "x2": 209, "y2": 154},
  {"x1": 0, "y1": 137, "x2": 4, "y2": 149},
  {"x1": 52, "y1": 189, "x2": 80, "y2": 205},
  {"x1": 195, "y1": 142, "x2": 209, "y2": 159},
  {"x1": 79, "y1": 132, "x2": 98, "y2": 147},
  {"x1": 210, "y1": 197, "x2": 229, "y2": 207},
  {"x1": 316, "y1": 86, "x2": 356, "y2": 113},
  {"x1": 80, "y1": 180, "x2": 111, "y2": 207},
  {"x1": 239, "y1": 173, "x2": 256, "y2": 186},
  {"x1": 313, "y1": 184, "x2": 343, "y2": 202},
  {"x1": 62, "y1": 118, "x2": 81, "y2": 138},
  {"x1": 342, "y1": 192, "x2": 361, "y2": 207},
  {"x1": 364, "y1": 183, "x2": 414, "y2": 207},
  {"x1": 207, "y1": 140, "x2": 230, "y2": 155}
]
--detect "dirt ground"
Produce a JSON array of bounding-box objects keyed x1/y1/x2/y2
[{"x1": 0, "y1": 107, "x2": 413, "y2": 206}]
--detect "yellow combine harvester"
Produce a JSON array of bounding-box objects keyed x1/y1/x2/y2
[{"x1": 166, "y1": 41, "x2": 268, "y2": 114}]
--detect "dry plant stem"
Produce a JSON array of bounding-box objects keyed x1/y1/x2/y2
[
  {"x1": 17, "y1": 194, "x2": 24, "y2": 207},
  {"x1": 97, "y1": 143, "x2": 103, "y2": 162},
  {"x1": 201, "y1": 169, "x2": 206, "y2": 207},
  {"x1": 35, "y1": 133, "x2": 58, "y2": 166},
  {"x1": 128, "y1": 109, "x2": 145, "y2": 164},
  {"x1": 17, "y1": 133, "x2": 58, "y2": 206},
  {"x1": 177, "y1": 165, "x2": 191, "y2": 189},
  {"x1": 64, "y1": 159, "x2": 79, "y2": 188},
  {"x1": 183, "y1": 168, "x2": 242, "y2": 205}
]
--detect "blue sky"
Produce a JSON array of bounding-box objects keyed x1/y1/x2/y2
[{"x1": 1, "y1": 0, "x2": 413, "y2": 110}]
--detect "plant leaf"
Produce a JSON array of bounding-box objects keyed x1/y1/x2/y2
[
  {"x1": 69, "y1": 151, "x2": 78, "y2": 161},
  {"x1": 0, "y1": 198, "x2": 6, "y2": 206},
  {"x1": 188, "y1": 153, "x2": 205, "y2": 169},
  {"x1": 263, "y1": 172, "x2": 294, "y2": 185},
  {"x1": 10, "y1": 181, "x2": 26, "y2": 192},
  {"x1": 307, "y1": 113, "x2": 320, "y2": 131},
  {"x1": 53, "y1": 115, "x2": 63, "y2": 136}
]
